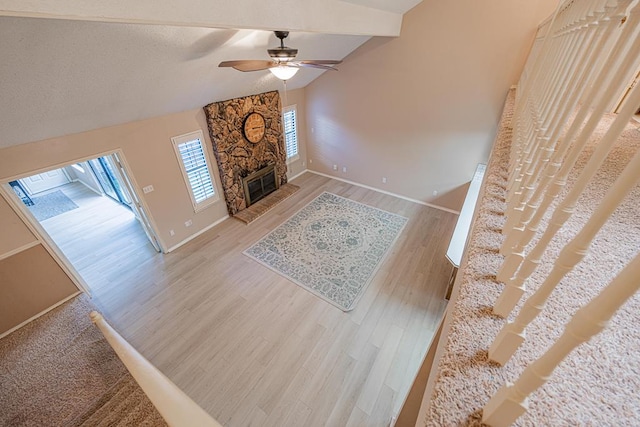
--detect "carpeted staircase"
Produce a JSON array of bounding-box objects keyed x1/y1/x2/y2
[
  {"x1": 70, "y1": 373, "x2": 166, "y2": 426},
  {"x1": 0, "y1": 295, "x2": 167, "y2": 426},
  {"x1": 423, "y1": 90, "x2": 640, "y2": 425}
]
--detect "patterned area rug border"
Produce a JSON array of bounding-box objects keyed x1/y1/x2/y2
[{"x1": 243, "y1": 192, "x2": 408, "y2": 311}]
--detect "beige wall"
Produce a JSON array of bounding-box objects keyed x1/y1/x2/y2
[
  {"x1": 0, "y1": 108, "x2": 230, "y2": 251},
  {"x1": 0, "y1": 194, "x2": 37, "y2": 255},
  {"x1": 0, "y1": 88, "x2": 308, "y2": 251},
  {"x1": 305, "y1": 0, "x2": 558, "y2": 211},
  {"x1": 0, "y1": 193, "x2": 77, "y2": 335},
  {"x1": 0, "y1": 244, "x2": 78, "y2": 334}
]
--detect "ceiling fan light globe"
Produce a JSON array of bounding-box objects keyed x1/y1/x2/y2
[{"x1": 270, "y1": 66, "x2": 299, "y2": 80}]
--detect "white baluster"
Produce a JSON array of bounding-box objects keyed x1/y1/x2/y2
[
  {"x1": 503, "y1": 1, "x2": 618, "y2": 234},
  {"x1": 483, "y1": 253, "x2": 640, "y2": 427},
  {"x1": 505, "y1": 1, "x2": 588, "y2": 214},
  {"x1": 507, "y1": 0, "x2": 603, "y2": 206},
  {"x1": 491, "y1": 142, "x2": 640, "y2": 361},
  {"x1": 494, "y1": 77, "x2": 640, "y2": 317},
  {"x1": 510, "y1": 2, "x2": 562, "y2": 142},
  {"x1": 498, "y1": 2, "x2": 640, "y2": 273}
]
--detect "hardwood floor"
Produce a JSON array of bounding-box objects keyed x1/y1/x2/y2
[
  {"x1": 47, "y1": 173, "x2": 457, "y2": 427},
  {"x1": 38, "y1": 182, "x2": 158, "y2": 293}
]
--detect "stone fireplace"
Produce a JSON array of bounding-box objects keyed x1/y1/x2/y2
[{"x1": 203, "y1": 90, "x2": 287, "y2": 215}]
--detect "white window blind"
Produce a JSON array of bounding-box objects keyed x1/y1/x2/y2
[
  {"x1": 171, "y1": 130, "x2": 218, "y2": 211},
  {"x1": 283, "y1": 106, "x2": 299, "y2": 161}
]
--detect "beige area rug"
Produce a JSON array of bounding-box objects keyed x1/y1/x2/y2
[
  {"x1": 425, "y1": 91, "x2": 640, "y2": 425},
  {"x1": 0, "y1": 295, "x2": 166, "y2": 426},
  {"x1": 233, "y1": 183, "x2": 300, "y2": 224},
  {"x1": 244, "y1": 192, "x2": 408, "y2": 311}
]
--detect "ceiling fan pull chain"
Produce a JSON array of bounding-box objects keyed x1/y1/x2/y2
[{"x1": 283, "y1": 79, "x2": 288, "y2": 106}]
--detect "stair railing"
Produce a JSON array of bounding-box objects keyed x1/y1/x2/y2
[
  {"x1": 90, "y1": 311, "x2": 222, "y2": 427},
  {"x1": 482, "y1": 0, "x2": 640, "y2": 424}
]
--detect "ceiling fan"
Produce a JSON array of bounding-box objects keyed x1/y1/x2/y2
[{"x1": 219, "y1": 31, "x2": 342, "y2": 80}]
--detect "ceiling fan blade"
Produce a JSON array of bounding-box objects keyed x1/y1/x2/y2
[
  {"x1": 293, "y1": 62, "x2": 339, "y2": 71},
  {"x1": 218, "y1": 60, "x2": 276, "y2": 72},
  {"x1": 297, "y1": 60, "x2": 343, "y2": 65}
]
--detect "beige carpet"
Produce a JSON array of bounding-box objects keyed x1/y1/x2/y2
[
  {"x1": 425, "y1": 90, "x2": 640, "y2": 425},
  {"x1": 69, "y1": 373, "x2": 166, "y2": 426},
  {"x1": 0, "y1": 294, "x2": 166, "y2": 426},
  {"x1": 233, "y1": 183, "x2": 300, "y2": 224}
]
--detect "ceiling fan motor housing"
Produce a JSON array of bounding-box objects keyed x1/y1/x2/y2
[{"x1": 268, "y1": 31, "x2": 298, "y2": 60}]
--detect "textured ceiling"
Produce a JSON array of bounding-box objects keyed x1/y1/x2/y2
[
  {"x1": 0, "y1": 0, "x2": 424, "y2": 148},
  {"x1": 0, "y1": 17, "x2": 370, "y2": 148}
]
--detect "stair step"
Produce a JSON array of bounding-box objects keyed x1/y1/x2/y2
[{"x1": 69, "y1": 373, "x2": 167, "y2": 426}]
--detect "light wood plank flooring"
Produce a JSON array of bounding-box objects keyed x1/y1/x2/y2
[
  {"x1": 38, "y1": 182, "x2": 159, "y2": 294},
  {"x1": 46, "y1": 173, "x2": 457, "y2": 427}
]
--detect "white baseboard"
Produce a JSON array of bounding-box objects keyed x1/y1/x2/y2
[
  {"x1": 0, "y1": 291, "x2": 81, "y2": 339},
  {"x1": 307, "y1": 171, "x2": 460, "y2": 215},
  {"x1": 288, "y1": 169, "x2": 309, "y2": 181},
  {"x1": 166, "y1": 169, "x2": 457, "y2": 255},
  {"x1": 166, "y1": 215, "x2": 230, "y2": 253}
]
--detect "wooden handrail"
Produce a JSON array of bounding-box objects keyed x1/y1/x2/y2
[{"x1": 90, "y1": 311, "x2": 222, "y2": 427}]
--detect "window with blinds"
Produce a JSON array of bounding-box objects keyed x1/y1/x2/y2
[
  {"x1": 171, "y1": 130, "x2": 219, "y2": 212},
  {"x1": 283, "y1": 105, "x2": 299, "y2": 161}
]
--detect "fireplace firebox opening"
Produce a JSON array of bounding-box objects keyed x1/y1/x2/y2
[{"x1": 242, "y1": 164, "x2": 279, "y2": 207}]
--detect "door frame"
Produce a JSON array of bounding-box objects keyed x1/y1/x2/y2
[
  {"x1": 0, "y1": 149, "x2": 165, "y2": 295},
  {"x1": 106, "y1": 152, "x2": 161, "y2": 252}
]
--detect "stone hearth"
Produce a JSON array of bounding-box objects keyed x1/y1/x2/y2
[{"x1": 203, "y1": 91, "x2": 288, "y2": 215}]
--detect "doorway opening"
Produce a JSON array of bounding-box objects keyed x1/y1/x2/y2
[{"x1": 4, "y1": 151, "x2": 162, "y2": 294}]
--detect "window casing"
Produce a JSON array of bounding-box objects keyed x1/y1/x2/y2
[
  {"x1": 171, "y1": 130, "x2": 219, "y2": 212},
  {"x1": 283, "y1": 105, "x2": 299, "y2": 163}
]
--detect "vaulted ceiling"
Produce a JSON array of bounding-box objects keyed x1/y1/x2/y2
[{"x1": 0, "y1": 0, "x2": 422, "y2": 148}]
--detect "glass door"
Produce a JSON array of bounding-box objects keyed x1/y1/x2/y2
[{"x1": 87, "y1": 157, "x2": 132, "y2": 208}]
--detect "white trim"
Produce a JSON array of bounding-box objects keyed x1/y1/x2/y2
[
  {"x1": 1, "y1": 148, "x2": 127, "y2": 182},
  {"x1": 445, "y1": 163, "x2": 486, "y2": 268},
  {"x1": 166, "y1": 215, "x2": 229, "y2": 253},
  {"x1": 287, "y1": 168, "x2": 309, "y2": 182},
  {"x1": 171, "y1": 130, "x2": 220, "y2": 213},
  {"x1": 286, "y1": 154, "x2": 300, "y2": 165},
  {"x1": 109, "y1": 151, "x2": 164, "y2": 253},
  {"x1": 283, "y1": 105, "x2": 299, "y2": 161},
  {"x1": 307, "y1": 171, "x2": 461, "y2": 215},
  {"x1": 0, "y1": 240, "x2": 40, "y2": 262},
  {"x1": 0, "y1": 291, "x2": 80, "y2": 339}
]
